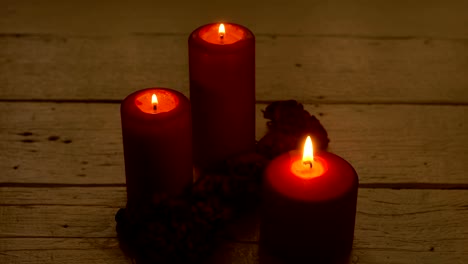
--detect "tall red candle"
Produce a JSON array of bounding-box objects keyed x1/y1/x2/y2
[
  {"x1": 121, "y1": 88, "x2": 192, "y2": 209},
  {"x1": 189, "y1": 23, "x2": 255, "y2": 170},
  {"x1": 260, "y1": 137, "x2": 358, "y2": 263}
]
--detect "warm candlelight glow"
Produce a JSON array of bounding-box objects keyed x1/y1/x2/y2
[
  {"x1": 219, "y1": 23, "x2": 225, "y2": 39},
  {"x1": 135, "y1": 90, "x2": 178, "y2": 114},
  {"x1": 302, "y1": 136, "x2": 314, "y2": 167},
  {"x1": 152, "y1": 94, "x2": 158, "y2": 111},
  {"x1": 152, "y1": 94, "x2": 158, "y2": 104},
  {"x1": 197, "y1": 23, "x2": 248, "y2": 45},
  {"x1": 291, "y1": 136, "x2": 326, "y2": 179}
]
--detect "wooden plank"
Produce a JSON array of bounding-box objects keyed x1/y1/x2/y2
[
  {"x1": 1, "y1": 0, "x2": 468, "y2": 38},
  {"x1": 0, "y1": 186, "x2": 259, "y2": 242},
  {"x1": 2, "y1": 35, "x2": 468, "y2": 103},
  {"x1": 0, "y1": 238, "x2": 130, "y2": 264},
  {"x1": 0, "y1": 205, "x2": 117, "y2": 238},
  {"x1": 0, "y1": 189, "x2": 467, "y2": 263},
  {"x1": 0, "y1": 102, "x2": 125, "y2": 184},
  {"x1": 1, "y1": 188, "x2": 467, "y2": 250},
  {"x1": 0, "y1": 187, "x2": 258, "y2": 242},
  {"x1": 0, "y1": 238, "x2": 466, "y2": 264},
  {"x1": 317, "y1": 104, "x2": 468, "y2": 185},
  {"x1": 0, "y1": 238, "x2": 259, "y2": 264},
  {"x1": 348, "y1": 250, "x2": 468, "y2": 264},
  {"x1": 0, "y1": 187, "x2": 126, "y2": 206},
  {"x1": 1, "y1": 103, "x2": 466, "y2": 184},
  {"x1": 0, "y1": 238, "x2": 468, "y2": 264},
  {"x1": 355, "y1": 189, "x2": 468, "y2": 254}
]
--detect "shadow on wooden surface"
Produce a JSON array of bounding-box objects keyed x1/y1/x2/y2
[{"x1": 257, "y1": 246, "x2": 353, "y2": 264}]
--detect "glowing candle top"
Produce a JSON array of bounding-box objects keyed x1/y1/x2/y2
[
  {"x1": 291, "y1": 136, "x2": 327, "y2": 179},
  {"x1": 264, "y1": 136, "x2": 357, "y2": 201},
  {"x1": 198, "y1": 23, "x2": 250, "y2": 45},
  {"x1": 135, "y1": 89, "x2": 178, "y2": 114}
]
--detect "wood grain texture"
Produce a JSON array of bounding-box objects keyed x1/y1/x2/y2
[
  {"x1": 0, "y1": 188, "x2": 467, "y2": 263},
  {"x1": 0, "y1": 205, "x2": 117, "y2": 238},
  {"x1": 1, "y1": 0, "x2": 468, "y2": 38},
  {"x1": 1, "y1": 34, "x2": 468, "y2": 103},
  {"x1": 0, "y1": 238, "x2": 130, "y2": 264},
  {"x1": 1, "y1": 238, "x2": 467, "y2": 264},
  {"x1": 0, "y1": 103, "x2": 466, "y2": 184},
  {"x1": 0, "y1": 187, "x2": 126, "y2": 206},
  {"x1": 0, "y1": 187, "x2": 259, "y2": 242}
]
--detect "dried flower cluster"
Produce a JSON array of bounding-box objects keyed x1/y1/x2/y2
[{"x1": 257, "y1": 100, "x2": 329, "y2": 159}]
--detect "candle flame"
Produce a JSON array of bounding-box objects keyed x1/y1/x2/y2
[
  {"x1": 219, "y1": 23, "x2": 225, "y2": 38},
  {"x1": 302, "y1": 136, "x2": 314, "y2": 167},
  {"x1": 151, "y1": 93, "x2": 158, "y2": 110}
]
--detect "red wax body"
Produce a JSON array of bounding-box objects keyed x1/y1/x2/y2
[
  {"x1": 121, "y1": 88, "x2": 192, "y2": 209},
  {"x1": 260, "y1": 151, "x2": 358, "y2": 263},
  {"x1": 188, "y1": 23, "x2": 255, "y2": 170}
]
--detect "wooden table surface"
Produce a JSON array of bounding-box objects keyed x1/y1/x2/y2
[{"x1": 1, "y1": 1, "x2": 467, "y2": 263}]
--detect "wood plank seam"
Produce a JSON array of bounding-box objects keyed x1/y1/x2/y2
[
  {"x1": 3, "y1": 32, "x2": 468, "y2": 42},
  {"x1": 2, "y1": 183, "x2": 468, "y2": 190},
  {"x1": 2, "y1": 99, "x2": 468, "y2": 106}
]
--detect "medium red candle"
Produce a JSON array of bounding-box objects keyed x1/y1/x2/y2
[
  {"x1": 260, "y1": 136, "x2": 359, "y2": 263},
  {"x1": 121, "y1": 88, "x2": 192, "y2": 208},
  {"x1": 189, "y1": 22, "x2": 255, "y2": 170}
]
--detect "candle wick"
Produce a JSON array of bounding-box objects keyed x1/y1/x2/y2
[
  {"x1": 220, "y1": 34, "x2": 224, "y2": 39},
  {"x1": 153, "y1": 105, "x2": 157, "y2": 111},
  {"x1": 303, "y1": 160, "x2": 313, "y2": 169}
]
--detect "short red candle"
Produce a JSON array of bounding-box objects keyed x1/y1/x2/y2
[
  {"x1": 260, "y1": 138, "x2": 358, "y2": 262},
  {"x1": 121, "y1": 88, "x2": 192, "y2": 209},
  {"x1": 188, "y1": 23, "x2": 255, "y2": 170}
]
